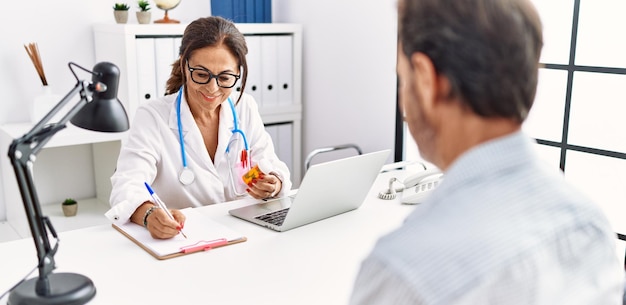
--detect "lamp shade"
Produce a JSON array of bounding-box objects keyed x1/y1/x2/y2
[{"x1": 70, "y1": 62, "x2": 129, "y2": 132}]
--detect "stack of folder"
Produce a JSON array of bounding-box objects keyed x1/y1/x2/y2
[{"x1": 211, "y1": 0, "x2": 272, "y2": 23}]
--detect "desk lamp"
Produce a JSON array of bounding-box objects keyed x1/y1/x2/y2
[{"x1": 7, "y1": 61, "x2": 129, "y2": 305}]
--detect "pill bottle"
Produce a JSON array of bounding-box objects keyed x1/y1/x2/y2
[{"x1": 242, "y1": 159, "x2": 272, "y2": 185}]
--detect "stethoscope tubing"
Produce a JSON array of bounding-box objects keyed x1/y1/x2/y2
[
  {"x1": 176, "y1": 88, "x2": 188, "y2": 168},
  {"x1": 226, "y1": 97, "x2": 249, "y2": 153}
]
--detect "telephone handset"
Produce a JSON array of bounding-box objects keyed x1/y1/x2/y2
[
  {"x1": 401, "y1": 168, "x2": 443, "y2": 204},
  {"x1": 378, "y1": 167, "x2": 443, "y2": 204}
]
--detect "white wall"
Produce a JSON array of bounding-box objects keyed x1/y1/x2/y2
[
  {"x1": 0, "y1": 1, "x2": 398, "y2": 221},
  {"x1": 273, "y1": 0, "x2": 398, "y2": 168}
]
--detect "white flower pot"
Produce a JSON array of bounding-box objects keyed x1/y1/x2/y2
[
  {"x1": 114, "y1": 10, "x2": 129, "y2": 24},
  {"x1": 62, "y1": 204, "x2": 78, "y2": 217},
  {"x1": 137, "y1": 11, "x2": 151, "y2": 24}
]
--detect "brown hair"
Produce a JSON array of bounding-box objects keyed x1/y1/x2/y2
[
  {"x1": 165, "y1": 16, "x2": 248, "y2": 104},
  {"x1": 398, "y1": 0, "x2": 543, "y2": 122}
]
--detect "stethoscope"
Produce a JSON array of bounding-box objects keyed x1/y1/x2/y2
[{"x1": 176, "y1": 86, "x2": 250, "y2": 187}]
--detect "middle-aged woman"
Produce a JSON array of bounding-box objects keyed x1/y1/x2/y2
[{"x1": 106, "y1": 16, "x2": 292, "y2": 239}]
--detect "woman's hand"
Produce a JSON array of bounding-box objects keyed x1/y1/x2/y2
[
  {"x1": 146, "y1": 208, "x2": 186, "y2": 239},
  {"x1": 247, "y1": 173, "x2": 282, "y2": 199},
  {"x1": 132, "y1": 202, "x2": 186, "y2": 239}
]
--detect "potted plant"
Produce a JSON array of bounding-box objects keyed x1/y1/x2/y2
[
  {"x1": 136, "y1": 0, "x2": 152, "y2": 24},
  {"x1": 62, "y1": 198, "x2": 78, "y2": 217},
  {"x1": 113, "y1": 3, "x2": 130, "y2": 24}
]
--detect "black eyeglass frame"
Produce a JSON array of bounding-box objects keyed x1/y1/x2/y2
[{"x1": 186, "y1": 61, "x2": 241, "y2": 88}]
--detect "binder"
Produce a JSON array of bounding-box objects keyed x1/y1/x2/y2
[
  {"x1": 263, "y1": 0, "x2": 272, "y2": 23},
  {"x1": 211, "y1": 0, "x2": 234, "y2": 21},
  {"x1": 277, "y1": 123, "x2": 293, "y2": 171},
  {"x1": 277, "y1": 35, "x2": 293, "y2": 106},
  {"x1": 261, "y1": 35, "x2": 279, "y2": 108},
  {"x1": 211, "y1": 0, "x2": 271, "y2": 23},
  {"x1": 232, "y1": 0, "x2": 245, "y2": 23},
  {"x1": 135, "y1": 38, "x2": 158, "y2": 105},
  {"x1": 245, "y1": 35, "x2": 263, "y2": 106},
  {"x1": 154, "y1": 38, "x2": 177, "y2": 98},
  {"x1": 112, "y1": 208, "x2": 247, "y2": 260},
  {"x1": 264, "y1": 123, "x2": 293, "y2": 175},
  {"x1": 245, "y1": 0, "x2": 256, "y2": 23},
  {"x1": 254, "y1": 0, "x2": 265, "y2": 23}
]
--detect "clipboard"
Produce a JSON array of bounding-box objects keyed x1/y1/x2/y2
[{"x1": 112, "y1": 208, "x2": 247, "y2": 260}]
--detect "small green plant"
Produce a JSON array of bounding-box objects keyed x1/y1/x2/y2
[
  {"x1": 113, "y1": 3, "x2": 130, "y2": 10},
  {"x1": 137, "y1": 0, "x2": 151, "y2": 11},
  {"x1": 62, "y1": 198, "x2": 77, "y2": 206}
]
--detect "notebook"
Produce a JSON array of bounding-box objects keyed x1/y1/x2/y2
[
  {"x1": 113, "y1": 208, "x2": 246, "y2": 260},
  {"x1": 228, "y1": 149, "x2": 390, "y2": 232}
]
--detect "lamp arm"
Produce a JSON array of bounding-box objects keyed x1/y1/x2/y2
[
  {"x1": 7, "y1": 79, "x2": 95, "y2": 296},
  {"x1": 20, "y1": 80, "x2": 95, "y2": 156}
]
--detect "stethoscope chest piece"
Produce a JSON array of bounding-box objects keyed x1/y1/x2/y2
[{"x1": 179, "y1": 167, "x2": 195, "y2": 185}]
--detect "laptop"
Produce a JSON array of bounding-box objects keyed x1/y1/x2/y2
[{"x1": 228, "y1": 149, "x2": 390, "y2": 232}]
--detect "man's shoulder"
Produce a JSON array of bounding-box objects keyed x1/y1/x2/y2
[{"x1": 367, "y1": 204, "x2": 620, "y2": 304}]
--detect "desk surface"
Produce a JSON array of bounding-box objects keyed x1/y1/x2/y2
[{"x1": 0, "y1": 170, "x2": 415, "y2": 305}]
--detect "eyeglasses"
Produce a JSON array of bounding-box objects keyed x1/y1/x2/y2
[{"x1": 186, "y1": 61, "x2": 240, "y2": 88}]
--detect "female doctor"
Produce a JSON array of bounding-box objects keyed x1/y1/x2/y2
[{"x1": 106, "y1": 16, "x2": 292, "y2": 239}]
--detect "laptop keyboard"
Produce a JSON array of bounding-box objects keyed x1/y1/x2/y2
[{"x1": 255, "y1": 208, "x2": 290, "y2": 226}]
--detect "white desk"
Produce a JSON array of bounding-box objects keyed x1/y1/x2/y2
[{"x1": 0, "y1": 170, "x2": 416, "y2": 305}]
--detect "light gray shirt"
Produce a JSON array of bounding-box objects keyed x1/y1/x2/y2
[{"x1": 350, "y1": 131, "x2": 624, "y2": 304}]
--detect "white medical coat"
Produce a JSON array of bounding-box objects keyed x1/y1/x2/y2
[{"x1": 106, "y1": 92, "x2": 292, "y2": 224}]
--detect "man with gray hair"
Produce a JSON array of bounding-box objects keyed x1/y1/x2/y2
[{"x1": 350, "y1": 0, "x2": 624, "y2": 304}]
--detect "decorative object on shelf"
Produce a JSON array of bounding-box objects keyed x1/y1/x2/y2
[
  {"x1": 211, "y1": 0, "x2": 272, "y2": 23},
  {"x1": 136, "y1": 0, "x2": 151, "y2": 24},
  {"x1": 61, "y1": 198, "x2": 78, "y2": 217},
  {"x1": 24, "y1": 42, "x2": 63, "y2": 123},
  {"x1": 23, "y1": 43, "x2": 47, "y2": 87},
  {"x1": 113, "y1": 3, "x2": 130, "y2": 24},
  {"x1": 6, "y1": 61, "x2": 129, "y2": 305},
  {"x1": 154, "y1": 0, "x2": 181, "y2": 23}
]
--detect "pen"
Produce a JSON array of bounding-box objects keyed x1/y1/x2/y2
[{"x1": 144, "y1": 182, "x2": 188, "y2": 239}]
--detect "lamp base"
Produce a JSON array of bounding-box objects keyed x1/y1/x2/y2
[{"x1": 8, "y1": 273, "x2": 96, "y2": 305}]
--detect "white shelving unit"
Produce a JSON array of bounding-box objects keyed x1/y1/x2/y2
[
  {"x1": 0, "y1": 123, "x2": 126, "y2": 239},
  {"x1": 0, "y1": 23, "x2": 303, "y2": 240}
]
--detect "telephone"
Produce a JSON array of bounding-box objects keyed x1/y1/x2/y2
[
  {"x1": 401, "y1": 168, "x2": 443, "y2": 204},
  {"x1": 378, "y1": 167, "x2": 443, "y2": 204}
]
